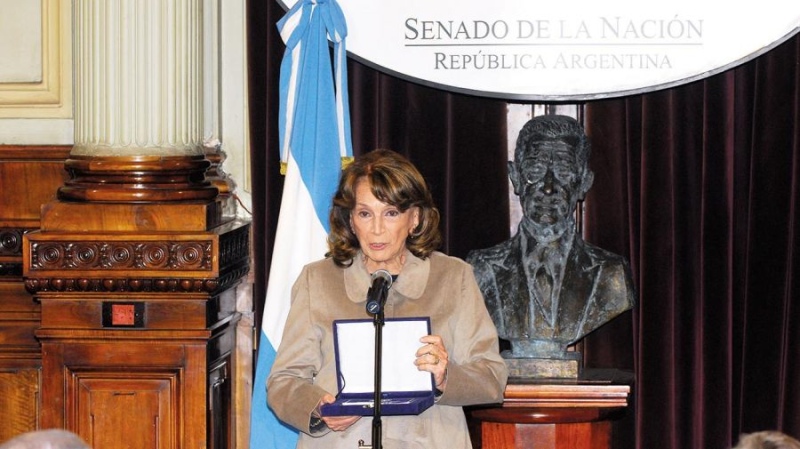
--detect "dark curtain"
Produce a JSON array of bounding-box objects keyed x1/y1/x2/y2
[
  {"x1": 247, "y1": 0, "x2": 509, "y2": 360},
  {"x1": 582, "y1": 33, "x2": 800, "y2": 449}
]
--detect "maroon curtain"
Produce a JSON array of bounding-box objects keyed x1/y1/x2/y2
[
  {"x1": 247, "y1": 0, "x2": 509, "y2": 357},
  {"x1": 583, "y1": 33, "x2": 800, "y2": 449}
]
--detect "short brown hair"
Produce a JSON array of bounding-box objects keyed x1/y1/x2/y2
[{"x1": 327, "y1": 149, "x2": 441, "y2": 266}]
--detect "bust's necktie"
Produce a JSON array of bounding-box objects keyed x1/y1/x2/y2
[{"x1": 535, "y1": 265, "x2": 553, "y2": 317}]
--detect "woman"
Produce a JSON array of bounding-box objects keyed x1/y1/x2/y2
[{"x1": 267, "y1": 149, "x2": 508, "y2": 448}]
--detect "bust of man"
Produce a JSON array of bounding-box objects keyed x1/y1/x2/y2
[{"x1": 466, "y1": 115, "x2": 635, "y2": 371}]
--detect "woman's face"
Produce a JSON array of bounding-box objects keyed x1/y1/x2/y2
[{"x1": 350, "y1": 179, "x2": 419, "y2": 274}]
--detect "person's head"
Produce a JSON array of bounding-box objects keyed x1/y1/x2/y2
[
  {"x1": 733, "y1": 431, "x2": 800, "y2": 449},
  {"x1": 509, "y1": 114, "x2": 594, "y2": 242},
  {"x1": 0, "y1": 429, "x2": 91, "y2": 449},
  {"x1": 327, "y1": 149, "x2": 442, "y2": 270}
]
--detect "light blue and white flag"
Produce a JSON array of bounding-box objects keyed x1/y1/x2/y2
[{"x1": 249, "y1": 1, "x2": 352, "y2": 448}]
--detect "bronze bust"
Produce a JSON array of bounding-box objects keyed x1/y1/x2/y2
[{"x1": 466, "y1": 115, "x2": 635, "y2": 376}]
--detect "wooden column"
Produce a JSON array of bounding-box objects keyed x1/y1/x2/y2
[{"x1": 470, "y1": 375, "x2": 631, "y2": 449}]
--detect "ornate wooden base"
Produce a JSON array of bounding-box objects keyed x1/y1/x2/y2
[
  {"x1": 469, "y1": 374, "x2": 631, "y2": 449},
  {"x1": 58, "y1": 155, "x2": 218, "y2": 202},
  {"x1": 22, "y1": 198, "x2": 250, "y2": 449}
]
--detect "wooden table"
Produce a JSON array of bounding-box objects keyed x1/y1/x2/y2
[{"x1": 469, "y1": 373, "x2": 632, "y2": 449}]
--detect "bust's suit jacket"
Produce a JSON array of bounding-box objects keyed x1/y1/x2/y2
[{"x1": 466, "y1": 233, "x2": 636, "y2": 348}]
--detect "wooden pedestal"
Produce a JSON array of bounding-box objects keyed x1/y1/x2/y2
[
  {"x1": 22, "y1": 199, "x2": 250, "y2": 449},
  {"x1": 2, "y1": 148, "x2": 250, "y2": 447},
  {"x1": 470, "y1": 375, "x2": 631, "y2": 449}
]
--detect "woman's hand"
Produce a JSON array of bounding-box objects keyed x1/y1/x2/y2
[
  {"x1": 318, "y1": 394, "x2": 360, "y2": 432},
  {"x1": 415, "y1": 335, "x2": 449, "y2": 391}
]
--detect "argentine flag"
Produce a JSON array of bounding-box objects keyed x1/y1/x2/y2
[{"x1": 249, "y1": 1, "x2": 352, "y2": 448}]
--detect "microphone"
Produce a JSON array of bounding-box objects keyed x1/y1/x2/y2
[{"x1": 365, "y1": 269, "x2": 393, "y2": 315}]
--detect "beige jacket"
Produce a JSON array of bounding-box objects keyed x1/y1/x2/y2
[{"x1": 267, "y1": 250, "x2": 508, "y2": 449}]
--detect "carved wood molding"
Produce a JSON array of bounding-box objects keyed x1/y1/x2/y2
[
  {"x1": 0, "y1": 228, "x2": 28, "y2": 257},
  {"x1": 0, "y1": 228, "x2": 35, "y2": 276},
  {"x1": 23, "y1": 222, "x2": 250, "y2": 294},
  {"x1": 23, "y1": 263, "x2": 250, "y2": 294},
  {"x1": 24, "y1": 274, "x2": 230, "y2": 294},
  {"x1": 57, "y1": 155, "x2": 218, "y2": 202},
  {"x1": 0, "y1": 145, "x2": 72, "y2": 159},
  {"x1": 28, "y1": 240, "x2": 214, "y2": 272}
]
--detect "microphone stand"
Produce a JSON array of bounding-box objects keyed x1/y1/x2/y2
[
  {"x1": 371, "y1": 305, "x2": 385, "y2": 449},
  {"x1": 358, "y1": 308, "x2": 385, "y2": 449},
  {"x1": 359, "y1": 271, "x2": 391, "y2": 449}
]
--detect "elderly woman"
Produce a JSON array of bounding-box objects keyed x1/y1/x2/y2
[{"x1": 267, "y1": 149, "x2": 508, "y2": 448}]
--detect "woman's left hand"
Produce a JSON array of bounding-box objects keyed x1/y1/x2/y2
[{"x1": 415, "y1": 335, "x2": 449, "y2": 391}]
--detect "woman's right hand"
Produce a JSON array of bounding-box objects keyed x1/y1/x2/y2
[{"x1": 319, "y1": 393, "x2": 360, "y2": 432}]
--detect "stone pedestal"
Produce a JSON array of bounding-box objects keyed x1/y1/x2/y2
[{"x1": 504, "y1": 353, "x2": 582, "y2": 379}]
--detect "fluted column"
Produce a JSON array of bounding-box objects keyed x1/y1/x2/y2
[{"x1": 61, "y1": 0, "x2": 216, "y2": 202}]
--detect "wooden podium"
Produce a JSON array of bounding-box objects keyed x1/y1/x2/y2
[{"x1": 469, "y1": 372, "x2": 631, "y2": 449}]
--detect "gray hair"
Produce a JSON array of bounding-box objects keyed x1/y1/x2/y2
[
  {"x1": 0, "y1": 430, "x2": 91, "y2": 449},
  {"x1": 733, "y1": 431, "x2": 800, "y2": 449}
]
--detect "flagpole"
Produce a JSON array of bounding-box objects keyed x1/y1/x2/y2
[{"x1": 250, "y1": 1, "x2": 352, "y2": 448}]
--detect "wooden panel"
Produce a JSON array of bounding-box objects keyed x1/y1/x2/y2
[
  {"x1": 209, "y1": 359, "x2": 232, "y2": 449},
  {"x1": 39, "y1": 297, "x2": 210, "y2": 330},
  {"x1": 518, "y1": 424, "x2": 556, "y2": 448},
  {"x1": 39, "y1": 202, "x2": 224, "y2": 233},
  {"x1": 74, "y1": 375, "x2": 176, "y2": 449},
  {"x1": 0, "y1": 281, "x2": 40, "y2": 351},
  {"x1": 480, "y1": 421, "x2": 612, "y2": 449},
  {"x1": 0, "y1": 281, "x2": 39, "y2": 313},
  {"x1": 0, "y1": 321, "x2": 40, "y2": 350},
  {"x1": 61, "y1": 342, "x2": 189, "y2": 367},
  {"x1": 0, "y1": 368, "x2": 40, "y2": 441},
  {"x1": 556, "y1": 422, "x2": 593, "y2": 449},
  {"x1": 0, "y1": 261, "x2": 42, "y2": 441},
  {"x1": 0, "y1": 146, "x2": 70, "y2": 227}
]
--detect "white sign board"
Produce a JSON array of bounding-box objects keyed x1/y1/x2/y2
[{"x1": 279, "y1": 0, "x2": 800, "y2": 100}]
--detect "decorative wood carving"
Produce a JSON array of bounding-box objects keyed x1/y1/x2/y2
[
  {"x1": 28, "y1": 240, "x2": 215, "y2": 271},
  {"x1": 0, "y1": 228, "x2": 25, "y2": 256},
  {"x1": 57, "y1": 155, "x2": 219, "y2": 202},
  {"x1": 23, "y1": 221, "x2": 250, "y2": 295}
]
